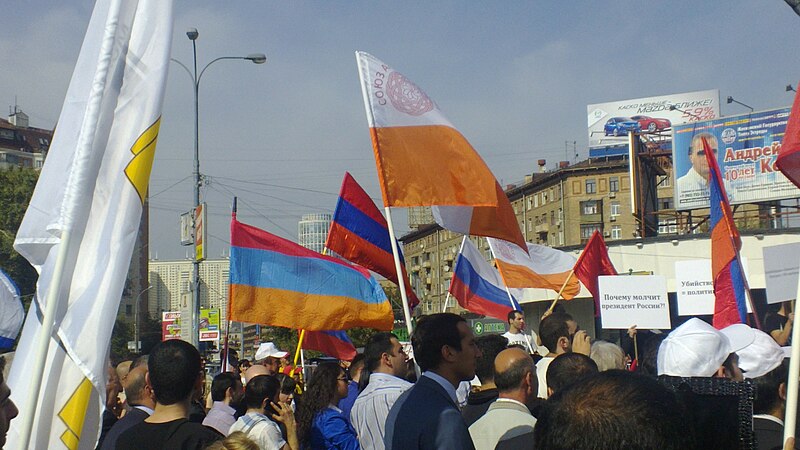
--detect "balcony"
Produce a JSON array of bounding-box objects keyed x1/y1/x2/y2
[
  {"x1": 580, "y1": 213, "x2": 603, "y2": 223},
  {"x1": 535, "y1": 223, "x2": 549, "y2": 234}
]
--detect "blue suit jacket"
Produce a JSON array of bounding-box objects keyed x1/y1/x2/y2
[
  {"x1": 384, "y1": 375, "x2": 475, "y2": 450},
  {"x1": 99, "y1": 407, "x2": 149, "y2": 450}
]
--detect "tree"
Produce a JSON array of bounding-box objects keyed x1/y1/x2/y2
[{"x1": 0, "y1": 167, "x2": 39, "y2": 309}]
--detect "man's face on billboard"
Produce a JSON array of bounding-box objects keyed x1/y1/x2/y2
[{"x1": 689, "y1": 137, "x2": 717, "y2": 179}]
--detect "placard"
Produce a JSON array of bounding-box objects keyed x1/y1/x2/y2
[
  {"x1": 675, "y1": 259, "x2": 752, "y2": 315},
  {"x1": 598, "y1": 275, "x2": 671, "y2": 329},
  {"x1": 763, "y1": 243, "x2": 800, "y2": 304}
]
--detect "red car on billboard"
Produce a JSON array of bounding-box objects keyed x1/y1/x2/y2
[{"x1": 631, "y1": 115, "x2": 671, "y2": 132}]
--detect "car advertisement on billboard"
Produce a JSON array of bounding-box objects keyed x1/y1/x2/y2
[
  {"x1": 587, "y1": 89, "x2": 720, "y2": 149},
  {"x1": 161, "y1": 311, "x2": 181, "y2": 341},
  {"x1": 672, "y1": 107, "x2": 799, "y2": 210}
]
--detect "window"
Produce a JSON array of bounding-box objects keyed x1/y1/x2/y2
[
  {"x1": 611, "y1": 225, "x2": 622, "y2": 240},
  {"x1": 610, "y1": 202, "x2": 620, "y2": 217},
  {"x1": 658, "y1": 219, "x2": 678, "y2": 234},
  {"x1": 528, "y1": 218, "x2": 533, "y2": 232},
  {"x1": 534, "y1": 194, "x2": 539, "y2": 208},
  {"x1": 527, "y1": 197, "x2": 533, "y2": 210},
  {"x1": 660, "y1": 197, "x2": 674, "y2": 210},
  {"x1": 542, "y1": 191, "x2": 548, "y2": 204},
  {"x1": 586, "y1": 179, "x2": 597, "y2": 194},
  {"x1": 550, "y1": 210, "x2": 556, "y2": 225},
  {"x1": 657, "y1": 175, "x2": 672, "y2": 188},
  {"x1": 580, "y1": 224, "x2": 602, "y2": 240},
  {"x1": 581, "y1": 200, "x2": 599, "y2": 215},
  {"x1": 609, "y1": 176, "x2": 619, "y2": 192}
]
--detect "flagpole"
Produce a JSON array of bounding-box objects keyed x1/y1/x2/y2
[
  {"x1": 443, "y1": 236, "x2": 468, "y2": 313},
  {"x1": 223, "y1": 197, "x2": 238, "y2": 374},
  {"x1": 293, "y1": 329, "x2": 306, "y2": 370},
  {"x1": 17, "y1": 1, "x2": 123, "y2": 445},
  {"x1": 545, "y1": 270, "x2": 576, "y2": 315},
  {"x1": 486, "y1": 237, "x2": 522, "y2": 311},
  {"x1": 784, "y1": 254, "x2": 800, "y2": 444},
  {"x1": 384, "y1": 207, "x2": 414, "y2": 338}
]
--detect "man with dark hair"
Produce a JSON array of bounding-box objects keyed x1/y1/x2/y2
[
  {"x1": 462, "y1": 334, "x2": 508, "y2": 426},
  {"x1": 337, "y1": 353, "x2": 364, "y2": 424},
  {"x1": 202, "y1": 372, "x2": 244, "y2": 435},
  {"x1": 534, "y1": 370, "x2": 694, "y2": 449},
  {"x1": 230, "y1": 374, "x2": 298, "y2": 450},
  {"x1": 469, "y1": 348, "x2": 537, "y2": 450},
  {"x1": 753, "y1": 360, "x2": 790, "y2": 450},
  {"x1": 385, "y1": 313, "x2": 481, "y2": 449},
  {"x1": 351, "y1": 332, "x2": 411, "y2": 450},
  {"x1": 535, "y1": 312, "x2": 590, "y2": 398},
  {"x1": 116, "y1": 340, "x2": 222, "y2": 449},
  {"x1": 546, "y1": 352, "x2": 598, "y2": 397},
  {"x1": 0, "y1": 356, "x2": 18, "y2": 449},
  {"x1": 100, "y1": 355, "x2": 155, "y2": 450},
  {"x1": 502, "y1": 310, "x2": 534, "y2": 353}
]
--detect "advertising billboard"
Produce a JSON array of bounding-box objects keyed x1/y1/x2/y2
[
  {"x1": 587, "y1": 89, "x2": 720, "y2": 149},
  {"x1": 199, "y1": 308, "x2": 220, "y2": 342},
  {"x1": 161, "y1": 311, "x2": 181, "y2": 341},
  {"x1": 672, "y1": 107, "x2": 799, "y2": 210}
]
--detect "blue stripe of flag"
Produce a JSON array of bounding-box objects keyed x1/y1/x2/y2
[
  {"x1": 333, "y1": 198, "x2": 404, "y2": 260},
  {"x1": 454, "y1": 255, "x2": 516, "y2": 308}
]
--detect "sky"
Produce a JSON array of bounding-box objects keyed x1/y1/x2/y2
[{"x1": 2, "y1": 1, "x2": 800, "y2": 260}]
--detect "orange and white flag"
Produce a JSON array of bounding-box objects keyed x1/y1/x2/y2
[
  {"x1": 355, "y1": 52, "x2": 525, "y2": 249},
  {"x1": 488, "y1": 238, "x2": 581, "y2": 299}
]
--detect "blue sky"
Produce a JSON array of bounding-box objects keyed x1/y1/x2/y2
[{"x1": 2, "y1": 1, "x2": 799, "y2": 259}]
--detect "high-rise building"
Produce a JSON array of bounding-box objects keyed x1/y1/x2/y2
[
  {"x1": 298, "y1": 213, "x2": 331, "y2": 253},
  {"x1": 148, "y1": 258, "x2": 230, "y2": 323}
]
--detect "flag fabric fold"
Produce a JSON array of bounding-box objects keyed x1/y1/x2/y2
[
  {"x1": 8, "y1": 1, "x2": 173, "y2": 448},
  {"x1": 325, "y1": 172, "x2": 419, "y2": 307},
  {"x1": 0, "y1": 269, "x2": 23, "y2": 350},
  {"x1": 703, "y1": 137, "x2": 748, "y2": 329},
  {"x1": 777, "y1": 80, "x2": 800, "y2": 187},
  {"x1": 488, "y1": 238, "x2": 581, "y2": 299},
  {"x1": 572, "y1": 231, "x2": 617, "y2": 317},
  {"x1": 303, "y1": 330, "x2": 358, "y2": 361},
  {"x1": 449, "y1": 238, "x2": 519, "y2": 321},
  {"x1": 229, "y1": 217, "x2": 394, "y2": 331},
  {"x1": 355, "y1": 51, "x2": 525, "y2": 249}
]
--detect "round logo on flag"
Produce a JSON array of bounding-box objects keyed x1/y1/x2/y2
[
  {"x1": 494, "y1": 240, "x2": 516, "y2": 260},
  {"x1": 386, "y1": 71, "x2": 434, "y2": 116}
]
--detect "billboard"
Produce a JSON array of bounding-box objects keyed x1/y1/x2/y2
[
  {"x1": 161, "y1": 311, "x2": 181, "y2": 340},
  {"x1": 672, "y1": 107, "x2": 799, "y2": 210},
  {"x1": 199, "y1": 308, "x2": 220, "y2": 342},
  {"x1": 587, "y1": 89, "x2": 720, "y2": 149}
]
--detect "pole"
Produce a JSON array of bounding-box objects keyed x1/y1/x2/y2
[
  {"x1": 17, "y1": 0, "x2": 123, "y2": 444},
  {"x1": 545, "y1": 270, "x2": 576, "y2": 315},
  {"x1": 134, "y1": 285, "x2": 153, "y2": 354},
  {"x1": 442, "y1": 236, "x2": 468, "y2": 313},
  {"x1": 783, "y1": 255, "x2": 800, "y2": 444},
  {"x1": 293, "y1": 329, "x2": 306, "y2": 370},
  {"x1": 486, "y1": 237, "x2": 522, "y2": 311},
  {"x1": 191, "y1": 34, "x2": 202, "y2": 350},
  {"x1": 384, "y1": 207, "x2": 414, "y2": 338}
]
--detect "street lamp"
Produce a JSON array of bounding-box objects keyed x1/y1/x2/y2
[
  {"x1": 134, "y1": 285, "x2": 154, "y2": 353},
  {"x1": 726, "y1": 96, "x2": 754, "y2": 112},
  {"x1": 173, "y1": 27, "x2": 266, "y2": 347}
]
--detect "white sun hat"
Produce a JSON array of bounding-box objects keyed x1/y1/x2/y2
[{"x1": 657, "y1": 318, "x2": 732, "y2": 377}]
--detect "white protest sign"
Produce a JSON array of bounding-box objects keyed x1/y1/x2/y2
[
  {"x1": 598, "y1": 275, "x2": 671, "y2": 329},
  {"x1": 675, "y1": 258, "x2": 752, "y2": 315},
  {"x1": 763, "y1": 243, "x2": 800, "y2": 304}
]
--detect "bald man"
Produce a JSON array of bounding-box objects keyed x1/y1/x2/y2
[
  {"x1": 469, "y1": 348, "x2": 537, "y2": 450},
  {"x1": 244, "y1": 364, "x2": 270, "y2": 384}
]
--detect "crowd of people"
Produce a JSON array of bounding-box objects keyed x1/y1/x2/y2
[{"x1": 0, "y1": 307, "x2": 798, "y2": 449}]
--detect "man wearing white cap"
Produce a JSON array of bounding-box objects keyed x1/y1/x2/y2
[
  {"x1": 721, "y1": 324, "x2": 791, "y2": 449},
  {"x1": 657, "y1": 318, "x2": 742, "y2": 380},
  {"x1": 255, "y1": 342, "x2": 289, "y2": 376}
]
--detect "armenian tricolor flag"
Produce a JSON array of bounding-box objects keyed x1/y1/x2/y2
[
  {"x1": 325, "y1": 172, "x2": 419, "y2": 307},
  {"x1": 703, "y1": 136, "x2": 747, "y2": 329},
  {"x1": 229, "y1": 217, "x2": 394, "y2": 331}
]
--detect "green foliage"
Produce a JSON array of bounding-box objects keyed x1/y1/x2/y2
[
  {"x1": 0, "y1": 168, "x2": 39, "y2": 303},
  {"x1": 110, "y1": 318, "x2": 134, "y2": 362}
]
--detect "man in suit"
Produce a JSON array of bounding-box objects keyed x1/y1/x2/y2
[
  {"x1": 384, "y1": 313, "x2": 481, "y2": 450},
  {"x1": 101, "y1": 355, "x2": 155, "y2": 450},
  {"x1": 469, "y1": 347, "x2": 538, "y2": 450}
]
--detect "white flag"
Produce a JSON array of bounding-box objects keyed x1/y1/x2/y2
[
  {"x1": 0, "y1": 269, "x2": 23, "y2": 350},
  {"x1": 8, "y1": 0, "x2": 173, "y2": 448}
]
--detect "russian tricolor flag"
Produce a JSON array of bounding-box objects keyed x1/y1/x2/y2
[
  {"x1": 449, "y1": 238, "x2": 518, "y2": 321},
  {"x1": 325, "y1": 172, "x2": 419, "y2": 307},
  {"x1": 304, "y1": 330, "x2": 358, "y2": 361},
  {"x1": 703, "y1": 136, "x2": 747, "y2": 329}
]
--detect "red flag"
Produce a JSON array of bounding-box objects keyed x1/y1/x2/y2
[
  {"x1": 777, "y1": 81, "x2": 800, "y2": 188},
  {"x1": 304, "y1": 330, "x2": 358, "y2": 361},
  {"x1": 573, "y1": 231, "x2": 618, "y2": 316}
]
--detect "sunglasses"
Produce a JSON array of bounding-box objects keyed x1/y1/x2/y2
[{"x1": 694, "y1": 149, "x2": 717, "y2": 156}]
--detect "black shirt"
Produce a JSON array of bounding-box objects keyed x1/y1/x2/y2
[{"x1": 115, "y1": 418, "x2": 222, "y2": 450}]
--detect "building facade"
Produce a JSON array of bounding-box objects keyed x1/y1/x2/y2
[
  {"x1": 0, "y1": 109, "x2": 52, "y2": 170},
  {"x1": 148, "y1": 258, "x2": 230, "y2": 323},
  {"x1": 298, "y1": 213, "x2": 332, "y2": 253}
]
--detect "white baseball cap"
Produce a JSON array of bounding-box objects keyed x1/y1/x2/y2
[
  {"x1": 657, "y1": 318, "x2": 732, "y2": 377},
  {"x1": 255, "y1": 342, "x2": 289, "y2": 360},
  {"x1": 720, "y1": 324, "x2": 785, "y2": 379}
]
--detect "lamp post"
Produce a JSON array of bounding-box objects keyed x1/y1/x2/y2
[
  {"x1": 726, "y1": 96, "x2": 754, "y2": 112},
  {"x1": 173, "y1": 27, "x2": 266, "y2": 347},
  {"x1": 787, "y1": 84, "x2": 797, "y2": 93},
  {"x1": 134, "y1": 285, "x2": 154, "y2": 353}
]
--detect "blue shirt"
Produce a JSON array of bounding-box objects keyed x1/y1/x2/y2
[
  {"x1": 310, "y1": 405, "x2": 360, "y2": 450},
  {"x1": 337, "y1": 381, "x2": 359, "y2": 424}
]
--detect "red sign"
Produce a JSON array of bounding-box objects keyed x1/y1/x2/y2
[{"x1": 162, "y1": 311, "x2": 181, "y2": 341}]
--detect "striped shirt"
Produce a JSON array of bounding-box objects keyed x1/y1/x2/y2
[
  {"x1": 350, "y1": 373, "x2": 413, "y2": 450},
  {"x1": 229, "y1": 412, "x2": 286, "y2": 450}
]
